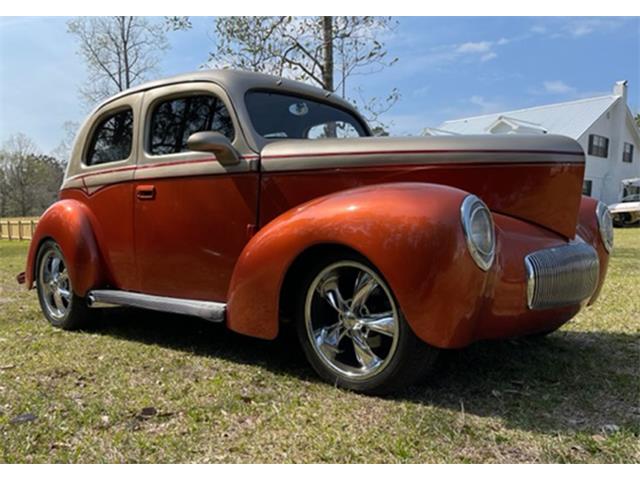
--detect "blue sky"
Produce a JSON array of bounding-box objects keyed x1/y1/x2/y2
[{"x1": 0, "y1": 16, "x2": 638, "y2": 154}]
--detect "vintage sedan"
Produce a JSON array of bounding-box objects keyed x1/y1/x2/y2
[{"x1": 21, "y1": 70, "x2": 613, "y2": 393}]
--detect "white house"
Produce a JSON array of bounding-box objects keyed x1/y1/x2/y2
[{"x1": 425, "y1": 81, "x2": 640, "y2": 205}]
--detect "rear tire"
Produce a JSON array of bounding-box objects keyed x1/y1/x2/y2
[
  {"x1": 295, "y1": 252, "x2": 438, "y2": 395},
  {"x1": 36, "y1": 240, "x2": 90, "y2": 330}
]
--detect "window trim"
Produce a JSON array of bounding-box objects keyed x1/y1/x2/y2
[
  {"x1": 82, "y1": 105, "x2": 135, "y2": 168},
  {"x1": 144, "y1": 90, "x2": 237, "y2": 158},
  {"x1": 623, "y1": 142, "x2": 634, "y2": 163},
  {"x1": 587, "y1": 134, "x2": 609, "y2": 158}
]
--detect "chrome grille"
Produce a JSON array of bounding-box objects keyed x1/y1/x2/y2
[{"x1": 524, "y1": 243, "x2": 600, "y2": 310}]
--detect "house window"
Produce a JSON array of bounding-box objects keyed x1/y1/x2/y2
[
  {"x1": 582, "y1": 180, "x2": 592, "y2": 196},
  {"x1": 85, "y1": 108, "x2": 134, "y2": 166},
  {"x1": 148, "y1": 94, "x2": 235, "y2": 156},
  {"x1": 623, "y1": 142, "x2": 634, "y2": 163},
  {"x1": 588, "y1": 134, "x2": 609, "y2": 158}
]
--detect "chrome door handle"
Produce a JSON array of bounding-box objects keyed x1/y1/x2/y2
[{"x1": 136, "y1": 185, "x2": 156, "y2": 200}]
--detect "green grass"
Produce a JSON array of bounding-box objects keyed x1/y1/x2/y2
[{"x1": 0, "y1": 231, "x2": 638, "y2": 463}]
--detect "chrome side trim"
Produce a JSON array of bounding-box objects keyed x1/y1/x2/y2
[
  {"x1": 524, "y1": 243, "x2": 600, "y2": 310},
  {"x1": 524, "y1": 256, "x2": 536, "y2": 309},
  {"x1": 87, "y1": 290, "x2": 226, "y2": 322}
]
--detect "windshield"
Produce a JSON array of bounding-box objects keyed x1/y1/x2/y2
[
  {"x1": 623, "y1": 194, "x2": 640, "y2": 202},
  {"x1": 245, "y1": 91, "x2": 368, "y2": 140}
]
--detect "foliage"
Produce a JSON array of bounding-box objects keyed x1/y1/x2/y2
[
  {"x1": 0, "y1": 230, "x2": 638, "y2": 462},
  {"x1": 173, "y1": 16, "x2": 400, "y2": 129},
  {"x1": 67, "y1": 16, "x2": 169, "y2": 105},
  {"x1": 0, "y1": 134, "x2": 64, "y2": 217}
]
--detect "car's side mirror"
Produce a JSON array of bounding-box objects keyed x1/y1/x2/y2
[{"x1": 186, "y1": 131, "x2": 240, "y2": 166}]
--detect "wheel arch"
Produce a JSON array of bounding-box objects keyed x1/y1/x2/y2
[
  {"x1": 25, "y1": 199, "x2": 110, "y2": 296},
  {"x1": 278, "y1": 243, "x2": 366, "y2": 326},
  {"x1": 226, "y1": 182, "x2": 489, "y2": 347}
]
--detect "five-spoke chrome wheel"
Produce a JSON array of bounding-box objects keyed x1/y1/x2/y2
[
  {"x1": 37, "y1": 246, "x2": 72, "y2": 321},
  {"x1": 304, "y1": 260, "x2": 400, "y2": 380}
]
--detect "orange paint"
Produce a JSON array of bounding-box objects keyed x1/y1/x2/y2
[{"x1": 24, "y1": 160, "x2": 607, "y2": 349}]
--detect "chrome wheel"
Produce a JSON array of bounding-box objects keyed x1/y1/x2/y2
[
  {"x1": 304, "y1": 260, "x2": 400, "y2": 380},
  {"x1": 38, "y1": 247, "x2": 72, "y2": 321}
]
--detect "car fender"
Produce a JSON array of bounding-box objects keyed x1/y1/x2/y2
[
  {"x1": 226, "y1": 182, "x2": 489, "y2": 347},
  {"x1": 576, "y1": 195, "x2": 610, "y2": 305},
  {"x1": 25, "y1": 199, "x2": 109, "y2": 296}
]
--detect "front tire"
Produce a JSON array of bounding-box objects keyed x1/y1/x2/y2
[
  {"x1": 296, "y1": 253, "x2": 438, "y2": 394},
  {"x1": 36, "y1": 240, "x2": 90, "y2": 330}
]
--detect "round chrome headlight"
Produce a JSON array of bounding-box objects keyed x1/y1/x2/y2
[
  {"x1": 461, "y1": 195, "x2": 496, "y2": 271},
  {"x1": 596, "y1": 201, "x2": 614, "y2": 253}
]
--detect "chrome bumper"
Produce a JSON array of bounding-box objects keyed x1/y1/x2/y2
[{"x1": 524, "y1": 243, "x2": 600, "y2": 310}]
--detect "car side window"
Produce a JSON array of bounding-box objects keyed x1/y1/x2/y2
[
  {"x1": 85, "y1": 108, "x2": 134, "y2": 166},
  {"x1": 148, "y1": 94, "x2": 235, "y2": 156}
]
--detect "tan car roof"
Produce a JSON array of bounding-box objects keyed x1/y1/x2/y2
[
  {"x1": 96, "y1": 69, "x2": 356, "y2": 113},
  {"x1": 92, "y1": 69, "x2": 370, "y2": 153}
]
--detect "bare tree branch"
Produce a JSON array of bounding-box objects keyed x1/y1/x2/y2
[
  {"x1": 196, "y1": 16, "x2": 399, "y2": 129},
  {"x1": 68, "y1": 16, "x2": 169, "y2": 106}
]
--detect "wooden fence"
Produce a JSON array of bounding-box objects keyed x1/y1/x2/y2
[{"x1": 0, "y1": 218, "x2": 39, "y2": 241}]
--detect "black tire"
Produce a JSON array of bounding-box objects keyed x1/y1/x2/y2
[
  {"x1": 35, "y1": 239, "x2": 90, "y2": 330},
  {"x1": 295, "y1": 251, "x2": 438, "y2": 395}
]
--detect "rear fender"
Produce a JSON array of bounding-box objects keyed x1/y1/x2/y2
[
  {"x1": 25, "y1": 200, "x2": 109, "y2": 296},
  {"x1": 226, "y1": 182, "x2": 488, "y2": 347}
]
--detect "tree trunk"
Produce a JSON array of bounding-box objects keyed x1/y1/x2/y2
[
  {"x1": 321, "y1": 16, "x2": 336, "y2": 137},
  {"x1": 120, "y1": 16, "x2": 131, "y2": 89},
  {"x1": 321, "y1": 16, "x2": 334, "y2": 91}
]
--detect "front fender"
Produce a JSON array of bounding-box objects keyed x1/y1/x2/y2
[
  {"x1": 226, "y1": 182, "x2": 488, "y2": 347},
  {"x1": 576, "y1": 195, "x2": 610, "y2": 305},
  {"x1": 25, "y1": 199, "x2": 108, "y2": 296}
]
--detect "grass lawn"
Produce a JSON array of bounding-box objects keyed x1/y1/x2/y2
[{"x1": 0, "y1": 231, "x2": 638, "y2": 463}]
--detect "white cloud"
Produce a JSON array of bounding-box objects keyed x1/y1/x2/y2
[
  {"x1": 543, "y1": 80, "x2": 575, "y2": 94},
  {"x1": 563, "y1": 19, "x2": 622, "y2": 37},
  {"x1": 420, "y1": 37, "x2": 509, "y2": 67},
  {"x1": 469, "y1": 95, "x2": 503, "y2": 113},
  {"x1": 456, "y1": 41, "x2": 492, "y2": 54},
  {"x1": 531, "y1": 18, "x2": 630, "y2": 39},
  {"x1": 530, "y1": 25, "x2": 547, "y2": 35},
  {"x1": 480, "y1": 52, "x2": 497, "y2": 62},
  {"x1": 412, "y1": 85, "x2": 431, "y2": 97}
]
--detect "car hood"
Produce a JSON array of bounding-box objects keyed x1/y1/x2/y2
[{"x1": 609, "y1": 201, "x2": 640, "y2": 213}]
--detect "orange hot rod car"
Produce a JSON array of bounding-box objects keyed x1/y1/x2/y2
[{"x1": 21, "y1": 70, "x2": 613, "y2": 393}]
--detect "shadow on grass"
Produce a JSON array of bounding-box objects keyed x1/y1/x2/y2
[{"x1": 85, "y1": 307, "x2": 639, "y2": 435}]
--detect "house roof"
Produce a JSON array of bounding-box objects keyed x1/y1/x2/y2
[
  {"x1": 487, "y1": 116, "x2": 548, "y2": 134},
  {"x1": 421, "y1": 127, "x2": 459, "y2": 136},
  {"x1": 439, "y1": 94, "x2": 620, "y2": 139}
]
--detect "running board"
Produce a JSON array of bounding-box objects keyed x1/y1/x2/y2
[{"x1": 86, "y1": 289, "x2": 225, "y2": 323}]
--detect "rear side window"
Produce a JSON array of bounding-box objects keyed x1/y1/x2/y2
[
  {"x1": 85, "y1": 108, "x2": 134, "y2": 166},
  {"x1": 148, "y1": 94, "x2": 235, "y2": 156}
]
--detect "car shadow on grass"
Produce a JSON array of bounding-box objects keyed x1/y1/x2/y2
[{"x1": 85, "y1": 307, "x2": 639, "y2": 436}]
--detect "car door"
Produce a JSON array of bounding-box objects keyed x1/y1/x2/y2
[
  {"x1": 62, "y1": 94, "x2": 142, "y2": 291},
  {"x1": 133, "y1": 82, "x2": 259, "y2": 302}
]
